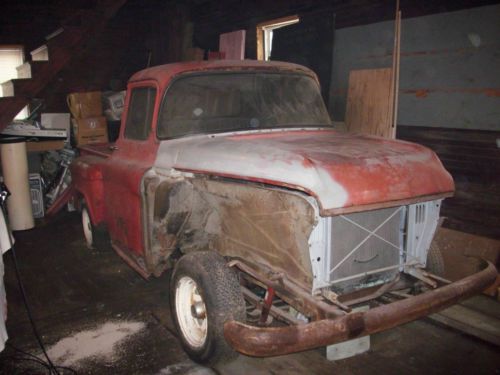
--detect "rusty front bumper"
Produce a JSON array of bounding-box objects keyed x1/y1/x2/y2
[{"x1": 224, "y1": 262, "x2": 497, "y2": 357}]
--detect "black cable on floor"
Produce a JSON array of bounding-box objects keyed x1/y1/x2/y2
[
  {"x1": 9, "y1": 243, "x2": 64, "y2": 375},
  {"x1": 1, "y1": 343, "x2": 77, "y2": 374},
  {"x1": 0, "y1": 184, "x2": 75, "y2": 374}
]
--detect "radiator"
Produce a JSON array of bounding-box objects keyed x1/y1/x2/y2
[{"x1": 309, "y1": 200, "x2": 441, "y2": 293}]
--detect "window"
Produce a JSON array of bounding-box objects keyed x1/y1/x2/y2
[
  {"x1": 124, "y1": 87, "x2": 156, "y2": 140},
  {"x1": 0, "y1": 46, "x2": 28, "y2": 119},
  {"x1": 157, "y1": 72, "x2": 331, "y2": 139},
  {"x1": 256, "y1": 15, "x2": 299, "y2": 61}
]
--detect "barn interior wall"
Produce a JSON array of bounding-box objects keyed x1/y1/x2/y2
[{"x1": 330, "y1": 4, "x2": 500, "y2": 131}]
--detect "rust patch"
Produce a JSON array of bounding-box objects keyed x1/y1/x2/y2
[
  {"x1": 415, "y1": 89, "x2": 429, "y2": 98},
  {"x1": 145, "y1": 176, "x2": 318, "y2": 289},
  {"x1": 190, "y1": 179, "x2": 317, "y2": 290},
  {"x1": 224, "y1": 262, "x2": 498, "y2": 357},
  {"x1": 484, "y1": 89, "x2": 500, "y2": 97},
  {"x1": 403, "y1": 88, "x2": 500, "y2": 97},
  {"x1": 346, "y1": 312, "x2": 365, "y2": 339}
]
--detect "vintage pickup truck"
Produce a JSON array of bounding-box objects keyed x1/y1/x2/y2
[{"x1": 70, "y1": 60, "x2": 497, "y2": 365}]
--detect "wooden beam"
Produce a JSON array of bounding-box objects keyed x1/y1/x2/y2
[
  {"x1": 429, "y1": 299, "x2": 500, "y2": 346},
  {"x1": 389, "y1": 0, "x2": 401, "y2": 139}
]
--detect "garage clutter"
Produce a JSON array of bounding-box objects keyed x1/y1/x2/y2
[{"x1": 0, "y1": 90, "x2": 124, "y2": 223}]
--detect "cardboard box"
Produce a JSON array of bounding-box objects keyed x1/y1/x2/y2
[
  {"x1": 72, "y1": 116, "x2": 108, "y2": 146},
  {"x1": 76, "y1": 131, "x2": 108, "y2": 146},
  {"x1": 67, "y1": 91, "x2": 103, "y2": 118}
]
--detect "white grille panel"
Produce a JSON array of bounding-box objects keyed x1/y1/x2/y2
[
  {"x1": 309, "y1": 200, "x2": 442, "y2": 292},
  {"x1": 328, "y1": 207, "x2": 403, "y2": 291}
]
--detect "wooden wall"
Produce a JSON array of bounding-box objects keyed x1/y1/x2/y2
[{"x1": 397, "y1": 126, "x2": 500, "y2": 240}]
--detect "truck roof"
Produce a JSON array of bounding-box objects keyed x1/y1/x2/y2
[{"x1": 129, "y1": 60, "x2": 317, "y2": 87}]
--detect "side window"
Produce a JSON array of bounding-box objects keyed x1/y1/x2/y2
[{"x1": 124, "y1": 87, "x2": 156, "y2": 140}]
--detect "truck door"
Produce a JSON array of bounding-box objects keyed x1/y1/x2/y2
[{"x1": 103, "y1": 82, "x2": 160, "y2": 260}]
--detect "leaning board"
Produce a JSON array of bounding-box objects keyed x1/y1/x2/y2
[{"x1": 345, "y1": 68, "x2": 394, "y2": 138}]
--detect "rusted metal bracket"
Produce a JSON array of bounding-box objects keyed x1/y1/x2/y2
[
  {"x1": 321, "y1": 289, "x2": 351, "y2": 312},
  {"x1": 404, "y1": 266, "x2": 438, "y2": 288},
  {"x1": 229, "y1": 259, "x2": 345, "y2": 319},
  {"x1": 343, "y1": 275, "x2": 401, "y2": 307},
  {"x1": 241, "y1": 286, "x2": 304, "y2": 325},
  {"x1": 225, "y1": 261, "x2": 497, "y2": 357}
]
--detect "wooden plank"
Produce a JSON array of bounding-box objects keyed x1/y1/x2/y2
[
  {"x1": 345, "y1": 68, "x2": 394, "y2": 138},
  {"x1": 219, "y1": 30, "x2": 246, "y2": 60},
  {"x1": 429, "y1": 304, "x2": 500, "y2": 346},
  {"x1": 397, "y1": 125, "x2": 500, "y2": 143},
  {"x1": 461, "y1": 293, "x2": 500, "y2": 315},
  {"x1": 443, "y1": 218, "x2": 500, "y2": 240},
  {"x1": 27, "y1": 140, "x2": 65, "y2": 152},
  {"x1": 397, "y1": 124, "x2": 500, "y2": 239}
]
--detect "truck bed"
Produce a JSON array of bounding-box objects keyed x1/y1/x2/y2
[{"x1": 78, "y1": 142, "x2": 114, "y2": 158}]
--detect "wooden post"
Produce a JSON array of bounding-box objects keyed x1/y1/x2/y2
[{"x1": 390, "y1": 1, "x2": 401, "y2": 138}]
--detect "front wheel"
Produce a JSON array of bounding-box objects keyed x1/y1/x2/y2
[{"x1": 171, "y1": 251, "x2": 245, "y2": 366}]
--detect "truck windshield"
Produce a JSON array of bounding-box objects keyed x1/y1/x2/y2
[{"x1": 157, "y1": 72, "x2": 332, "y2": 139}]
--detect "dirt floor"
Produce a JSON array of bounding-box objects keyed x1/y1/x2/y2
[{"x1": 0, "y1": 211, "x2": 498, "y2": 374}]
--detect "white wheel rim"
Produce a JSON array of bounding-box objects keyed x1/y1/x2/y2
[
  {"x1": 82, "y1": 208, "x2": 93, "y2": 248},
  {"x1": 175, "y1": 276, "x2": 207, "y2": 348}
]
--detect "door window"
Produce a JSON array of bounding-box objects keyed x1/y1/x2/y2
[{"x1": 124, "y1": 87, "x2": 156, "y2": 140}]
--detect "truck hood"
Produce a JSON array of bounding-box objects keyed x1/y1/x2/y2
[{"x1": 154, "y1": 129, "x2": 454, "y2": 213}]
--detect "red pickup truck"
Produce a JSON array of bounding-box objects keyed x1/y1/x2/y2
[{"x1": 70, "y1": 60, "x2": 497, "y2": 365}]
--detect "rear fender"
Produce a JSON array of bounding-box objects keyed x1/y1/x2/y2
[{"x1": 70, "y1": 158, "x2": 106, "y2": 226}]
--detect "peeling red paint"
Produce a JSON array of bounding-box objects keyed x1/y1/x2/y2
[
  {"x1": 301, "y1": 156, "x2": 315, "y2": 168},
  {"x1": 163, "y1": 130, "x2": 455, "y2": 213}
]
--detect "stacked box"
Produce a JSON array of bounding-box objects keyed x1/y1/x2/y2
[
  {"x1": 67, "y1": 91, "x2": 108, "y2": 146},
  {"x1": 71, "y1": 117, "x2": 109, "y2": 146}
]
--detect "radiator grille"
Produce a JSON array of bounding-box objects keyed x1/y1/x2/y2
[{"x1": 329, "y1": 206, "x2": 403, "y2": 290}]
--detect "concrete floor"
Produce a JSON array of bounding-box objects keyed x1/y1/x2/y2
[{"x1": 0, "y1": 212, "x2": 498, "y2": 374}]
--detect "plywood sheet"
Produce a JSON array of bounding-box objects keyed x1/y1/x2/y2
[
  {"x1": 219, "y1": 30, "x2": 246, "y2": 60},
  {"x1": 345, "y1": 68, "x2": 394, "y2": 138}
]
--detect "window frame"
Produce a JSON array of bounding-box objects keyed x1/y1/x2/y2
[
  {"x1": 123, "y1": 85, "x2": 158, "y2": 141},
  {"x1": 156, "y1": 70, "x2": 332, "y2": 141},
  {"x1": 256, "y1": 15, "x2": 300, "y2": 61}
]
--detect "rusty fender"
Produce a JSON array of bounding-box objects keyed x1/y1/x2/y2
[{"x1": 224, "y1": 261, "x2": 497, "y2": 357}]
